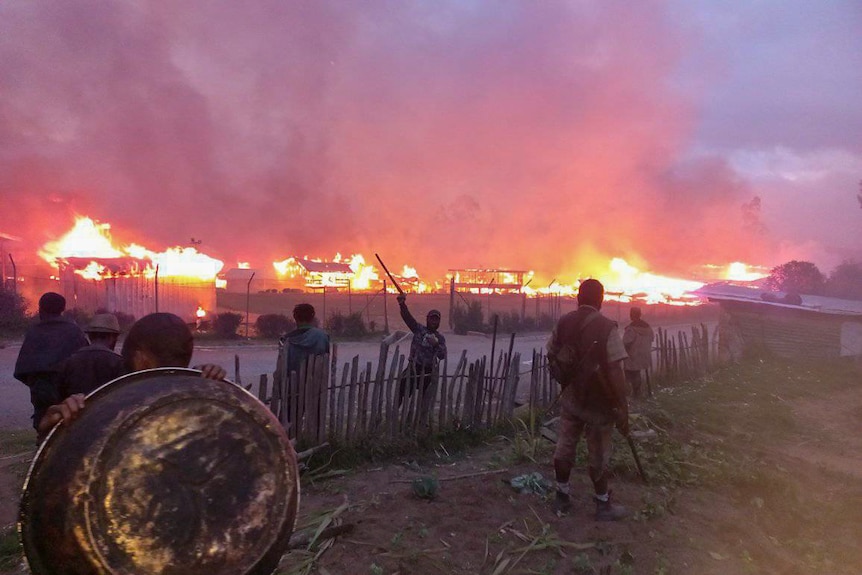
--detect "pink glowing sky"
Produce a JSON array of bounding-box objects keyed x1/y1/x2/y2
[{"x1": 1, "y1": 1, "x2": 859, "y2": 282}]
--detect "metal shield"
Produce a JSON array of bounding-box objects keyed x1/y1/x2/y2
[{"x1": 20, "y1": 368, "x2": 299, "y2": 575}]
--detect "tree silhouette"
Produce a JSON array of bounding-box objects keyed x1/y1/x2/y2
[
  {"x1": 826, "y1": 261, "x2": 862, "y2": 300},
  {"x1": 764, "y1": 261, "x2": 825, "y2": 295}
]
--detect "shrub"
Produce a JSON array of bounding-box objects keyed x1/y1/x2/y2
[
  {"x1": 62, "y1": 307, "x2": 92, "y2": 329},
  {"x1": 213, "y1": 312, "x2": 243, "y2": 339},
  {"x1": 452, "y1": 301, "x2": 485, "y2": 335},
  {"x1": 0, "y1": 290, "x2": 29, "y2": 333},
  {"x1": 327, "y1": 311, "x2": 369, "y2": 338},
  {"x1": 256, "y1": 313, "x2": 295, "y2": 339}
]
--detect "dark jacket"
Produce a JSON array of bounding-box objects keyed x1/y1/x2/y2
[
  {"x1": 274, "y1": 325, "x2": 330, "y2": 383},
  {"x1": 14, "y1": 317, "x2": 88, "y2": 384},
  {"x1": 54, "y1": 343, "x2": 126, "y2": 398},
  {"x1": 399, "y1": 301, "x2": 446, "y2": 368},
  {"x1": 551, "y1": 306, "x2": 618, "y2": 422}
]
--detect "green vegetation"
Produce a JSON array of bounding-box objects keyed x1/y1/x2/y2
[
  {"x1": 212, "y1": 311, "x2": 243, "y2": 338},
  {"x1": 255, "y1": 313, "x2": 295, "y2": 339},
  {"x1": 452, "y1": 301, "x2": 485, "y2": 334},
  {"x1": 326, "y1": 311, "x2": 372, "y2": 339},
  {"x1": 0, "y1": 290, "x2": 29, "y2": 335}
]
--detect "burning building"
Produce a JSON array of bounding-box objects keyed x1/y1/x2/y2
[
  {"x1": 41, "y1": 218, "x2": 222, "y2": 322},
  {"x1": 449, "y1": 269, "x2": 530, "y2": 294}
]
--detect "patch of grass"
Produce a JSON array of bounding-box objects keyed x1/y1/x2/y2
[
  {"x1": 304, "y1": 427, "x2": 497, "y2": 474},
  {"x1": 641, "y1": 357, "x2": 862, "y2": 573},
  {"x1": 0, "y1": 525, "x2": 22, "y2": 572},
  {"x1": 0, "y1": 429, "x2": 35, "y2": 457}
]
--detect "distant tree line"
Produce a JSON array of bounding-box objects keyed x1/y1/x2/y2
[{"x1": 765, "y1": 260, "x2": 862, "y2": 300}]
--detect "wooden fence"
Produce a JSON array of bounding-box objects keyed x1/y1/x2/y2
[
  {"x1": 254, "y1": 322, "x2": 720, "y2": 445},
  {"x1": 258, "y1": 341, "x2": 547, "y2": 446},
  {"x1": 650, "y1": 323, "x2": 719, "y2": 384}
]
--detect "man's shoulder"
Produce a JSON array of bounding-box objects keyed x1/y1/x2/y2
[{"x1": 76, "y1": 345, "x2": 122, "y2": 357}]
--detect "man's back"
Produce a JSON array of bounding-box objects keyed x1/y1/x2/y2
[
  {"x1": 551, "y1": 306, "x2": 624, "y2": 420},
  {"x1": 277, "y1": 326, "x2": 330, "y2": 379},
  {"x1": 623, "y1": 320, "x2": 654, "y2": 371},
  {"x1": 55, "y1": 344, "x2": 126, "y2": 397},
  {"x1": 14, "y1": 317, "x2": 88, "y2": 383}
]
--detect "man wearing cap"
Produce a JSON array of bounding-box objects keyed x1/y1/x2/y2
[
  {"x1": 14, "y1": 292, "x2": 88, "y2": 430},
  {"x1": 396, "y1": 294, "x2": 447, "y2": 405},
  {"x1": 38, "y1": 312, "x2": 227, "y2": 437},
  {"x1": 52, "y1": 313, "x2": 125, "y2": 401}
]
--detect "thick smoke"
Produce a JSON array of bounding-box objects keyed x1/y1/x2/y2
[{"x1": 0, "y1": 0, "x2": 776, "y2": 282}]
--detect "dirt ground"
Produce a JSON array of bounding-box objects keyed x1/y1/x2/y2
[
  {"x1": 270, "y1": 359, "x2": 862, "y2": 575},
  {"x1": 2, "y1": 347, "x2": 859, "y2": 574}
]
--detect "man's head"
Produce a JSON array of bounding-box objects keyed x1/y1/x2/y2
[
  {"x1": 38, "y1": 292, "x2": 66, "y2": 319},
  {"x1": 121, "y1": 313, "x2": 193, "y2": 371},
  {"x1": 630, "y1": 306, "x2": 642, "y2": 321},
  {"x1": 86, "y1": 313, "x2": 121, "y2": 350},
  {"x1": 426, "y1": 309, "x2": 441, "y2": 331},
  {"x1": 293, "y1": 303, "x2": 316, "y2": 325},
  {"x1": 577, "y1": 279, "x2": 604, "y2": 309}
]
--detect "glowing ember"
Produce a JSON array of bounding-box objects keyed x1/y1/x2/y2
[{"x1": 41, "y1": 216, "x2": 223, "y2": 282}]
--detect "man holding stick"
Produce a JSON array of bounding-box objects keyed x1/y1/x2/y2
[
  {"x1": 396, "y1": 293, "x2": 447, "y2": 405},
  {"x1": 375, "y1": 254, "x2": 447, "y2": 406},
  {"x1": 546, "y1": 279, "x2": 630, "y2": 521}
]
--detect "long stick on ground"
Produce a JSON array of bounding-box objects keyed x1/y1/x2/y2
[{"x1": 390, "y1": 469, "x2": 508, "y2": 483}]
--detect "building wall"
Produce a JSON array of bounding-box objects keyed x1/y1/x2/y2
[
  {"x1": 59, "y1": 268, "x2": 216, "y2": 323},
  {"x1": 718, "y1": 300, "x2": 860, "y2": 359}
]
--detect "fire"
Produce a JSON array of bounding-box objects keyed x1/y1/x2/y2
[
  {"x1": 725, "y1": 261, "x2": 768, "y2": 282},
  {"x1": 600, "y1": 258, "x2": 704, "y2": 305},
  {"x1": 347, "y1": 254, "x2": 379, "y2": 290},
  {"x1": 270, "y1": 254, "x2": 438, "y2": 293},
  {"x1": 39, "y1": 217, "x2": 121, "y2": 260},
  {"x1": 196, "y1": 306, "x2": 207, "y2": 318},
  {"x1": 40, "y1": 216, "x2": 224, "y2": 282}
]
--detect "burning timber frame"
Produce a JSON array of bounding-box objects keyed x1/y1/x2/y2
[{"x1": 449, "y1": 269, "x2": 528, "y2": 294}]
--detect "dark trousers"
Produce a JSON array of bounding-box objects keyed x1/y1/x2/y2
[
  {"x1": 26, "y1": 373, "x2": 59, "y2": 430},
  {"x1": 625, "y1": 369, "x2": 643, "y2": 399},
  {"x1": 397, "y1": 361, "x2": 434, "y2": 406}
]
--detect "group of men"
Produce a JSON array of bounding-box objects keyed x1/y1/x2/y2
[
  {"x1": 14, "y1": 281, "x2": 653, "y2": 523},
  {"x1": 13, "y1": 292, "x2": 226, "y2": 440}
]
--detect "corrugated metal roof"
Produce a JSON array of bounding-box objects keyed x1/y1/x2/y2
[{"x1": 694, "y1": 282, "x2": 862, "y2": 316}]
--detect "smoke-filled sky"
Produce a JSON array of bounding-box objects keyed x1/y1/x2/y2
[{"x1": 1, "y1": 0, "x2": 860, "y2": 282}]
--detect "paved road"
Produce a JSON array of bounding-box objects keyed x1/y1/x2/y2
[
  {"x1": 0, "y1": 331, "x2": 551, "y2": 431},
  {"x1": 1, "y1": 319, "x2": 712, "y2": 431}
]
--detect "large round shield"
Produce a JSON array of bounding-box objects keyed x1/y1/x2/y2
[{"x1": 19, "y1": 368, "x2": 299, "y2": 575}]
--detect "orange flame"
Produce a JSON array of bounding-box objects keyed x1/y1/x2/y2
[
  {"x1": 40, "y1": 216, "x2": 223, "y2": 281},
  {"x1": 599, "y1": 258, "x2": 704, "y2": 304},
  {"x1": 724, "y1": 261, "x2": 769, "y2": 282}
]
